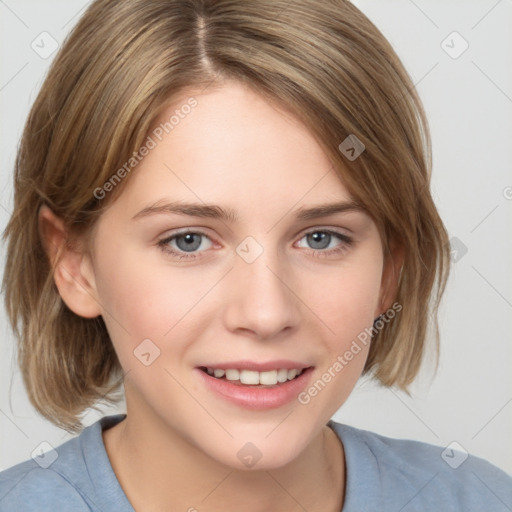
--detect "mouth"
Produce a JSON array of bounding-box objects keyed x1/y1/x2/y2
[
  {"x1": 196, "y1": 363, "x2": 314, "y2": 409},
  {"x1": 198, "y1": 366, "x2": 310, "y2": 387}
]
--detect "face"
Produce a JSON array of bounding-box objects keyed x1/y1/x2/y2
[{"x1": 84, "y1": 81, "x2": 390, "y2": 469}]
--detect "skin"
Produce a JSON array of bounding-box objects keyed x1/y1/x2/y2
[{"x1": 39, "y1": 80, "x2": 401, "y2": 511}]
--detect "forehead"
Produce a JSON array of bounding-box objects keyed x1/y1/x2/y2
[{"x1": 105, "y1": 81, "x2": 353, "y2": 221}]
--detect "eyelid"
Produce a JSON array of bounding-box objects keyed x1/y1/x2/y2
[
  {"x1": 295, "y1": 227, "x2": 353, "y2": 251},
  {"x1": 157, "y1": 225, "x2": 354, "y2": 261},
  {"x1": 157, "y1": 226, "x2": 217, "y2": 244},
  {"x1": 157, "y1": 228, "x2": 215, "y2": 257},
  {"x1": 158, "y1": 225, "x2": 351, "y2": 243},
  {"x1": 298, "y1": 225, "x2": 352, "y2": 238}
]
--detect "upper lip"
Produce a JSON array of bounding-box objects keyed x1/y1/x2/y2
[{"x1": 198, "y1": 360, "x2": 312, "y2": 371}]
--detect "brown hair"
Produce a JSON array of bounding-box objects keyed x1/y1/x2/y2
[{"x1": 2, "y1": 0, "x2": 450, "y2": 432}]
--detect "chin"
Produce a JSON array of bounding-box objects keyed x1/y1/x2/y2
[{"x1": 196, "y1": 424, "x2": 315, "y2": 472}]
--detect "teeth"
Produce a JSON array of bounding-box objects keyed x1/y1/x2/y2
[
  {"x1": 287, "y1": 369, "x2": 298, "y2": 380},
  {"x1": 277, "y1": 368, "x2": 288, "y2": 383},
  {"x1": 205, "y1": 367, "x2": 305, "y2": 385},
  {"x1": 259, "y1": 370, "x2": 277, "y2": 385},
  {"x1": 225, "y1": 369, "x2": 240, "y2": 381},
  {"x1": 240, "y1": 370, "x2": 259, "y2": 385}
]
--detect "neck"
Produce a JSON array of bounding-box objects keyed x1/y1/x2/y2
[{"x1": 103, "y1": 402, "x2": 345, "y2": 512}]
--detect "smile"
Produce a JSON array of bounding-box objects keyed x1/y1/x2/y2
[
  {"x1": 195, "y1": 364, "x2": 314, "y2": 410},
  {"x1": 200, "y1": 367, "x2": 306, "y2": 386}
]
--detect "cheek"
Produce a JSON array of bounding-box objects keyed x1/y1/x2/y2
[
  {"x1": 303, "y1": 253, "x2": 383, "y2": 346},
  {"x1": 294, "y1": 248, "x2": 383, "y2": 410},
  {"x1": 296, "y1": 263, "x2": 382, "y2": 417},
  {"x1": 92, "y1": 242, "x2": 223, "y2": 366}
]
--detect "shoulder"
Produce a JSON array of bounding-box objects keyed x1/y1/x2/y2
[
  {"x1": 0, "y1": 414, "x2": 128, "y2": 512},
  {"x1": 0, "y1": 453, "x2": 90, "y2": 511},
  {"x1": 329, "y1": 421, "x2": 512, "y2": 511}
]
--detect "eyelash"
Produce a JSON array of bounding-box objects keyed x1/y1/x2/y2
[{"x1": 157, "y1": 229, "x2": 353, "y2": 261}]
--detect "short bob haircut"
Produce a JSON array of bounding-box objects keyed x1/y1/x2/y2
[{"x1": 3, "y1": 0, "x2": 450, "y2": 432}]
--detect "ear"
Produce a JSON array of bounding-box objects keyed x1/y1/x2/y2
[
  {"x1": 38, "y1": 204, "x2": 102, "y2": 319},
  {"x1": 376, "y1": 240, "x2": 404, "y2": 317}
]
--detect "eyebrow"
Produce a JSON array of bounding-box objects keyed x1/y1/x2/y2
[{"x1": 131, "y1": 200, "x2": 365, "y2": 222}]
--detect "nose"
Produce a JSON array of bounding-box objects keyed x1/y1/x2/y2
[{"x1": 222, "y1": 244, "x2": 301, "y2": 340}]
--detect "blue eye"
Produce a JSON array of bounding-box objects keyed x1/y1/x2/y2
[
  {"x1": 296, "y1": 230, "x2": 353, "y2": 255},
  {"x1": 303, "y1": 231, "x2": 336, "y2": 250},
  {"x1": 157, "y1": 228, "x2": 353, "y2": 261},
  {"x1": 157, "y1": 231, "x2": 212, "y2": 259},
  {"x1": 173, "y1": 233, "x2": 204, "y2": 252}
]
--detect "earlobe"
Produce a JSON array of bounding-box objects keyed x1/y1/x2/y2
[{"x1": 38, "y1": 204, "x2": 102, "y2": 319}]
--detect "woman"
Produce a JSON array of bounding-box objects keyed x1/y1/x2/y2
[{"x1": 1, "y1": 1, "x2": 510, "y2": 510}]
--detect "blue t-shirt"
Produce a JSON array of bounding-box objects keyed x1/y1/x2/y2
[{"x1": 1, "y1": 414, "x2": 511, "y2": 511}]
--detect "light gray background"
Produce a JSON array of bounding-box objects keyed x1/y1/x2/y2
[{"x1": 1, "y1": 0, "x2": 511, "y2": 474}]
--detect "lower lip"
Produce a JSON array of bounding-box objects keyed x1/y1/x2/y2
[{"x1": 195, "y1": 367, "x2": 314, "y2": 410}]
